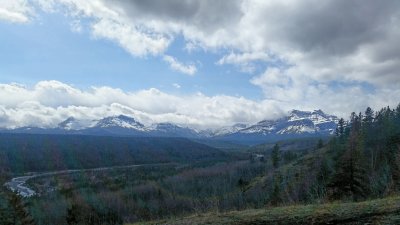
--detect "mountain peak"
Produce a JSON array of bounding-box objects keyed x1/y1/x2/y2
[
  {"x1": 230, "y1": 109, "x2": 338, "y2": 139},
  {"x1": 58, "y1": 117, "x2": 95, "y2": 130},
  {"x1": 58, "y1": 117, "x2": 77, "y2": 130},
  {"x1": 95, "y1": 115, "x2": 146, "y2": 130},
  {"x1": 212, "y1": 123, "x2": 250, "y2": 136},
  {"x1": 313, "y1": 109, "x2": 325, "y2": 114}
]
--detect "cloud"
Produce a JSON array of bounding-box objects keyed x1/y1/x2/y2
[
  {"x1": 0, "y1": 80, "x2": 284, "y2": 129},
  {"x1": 163, "y1": 55, "x2": 197, "y2": 75},
  {"x1": 172, "y1": 83, "x2": 181, "y2": 89},
  {"x1": 2, "y1": 80, "x2": 396, "y2": 130},
  {"x1": 217, "y1": 52, "x2": 272, "y2": 73},
  {"x1": 92, "y1": 19, "x2": 171, "y2": 57},
  {"x1": 218, "y1": 52, "x2": 271, "y2": 65},
  {"x1": 0, "y1": 0, "x2": 34, "y2": 23},
  {"x1": 3, "y1": 0, "x2": 400, "y2": 119},
  {"x1": 31, "y1": 1, "x2": 400, "y2": 82},
  {"x1": 69, "y1": 19, "x2": 82, "y2": 33}
]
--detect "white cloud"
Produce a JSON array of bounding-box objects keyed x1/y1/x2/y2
[
  {"x1": 69, "y1": 19, "x2": 82, "y2": 33},
  {"x1": 218, "y1": 52, "x2": 270, "y2": 64},
  {"x1": 172, "y1": 83, "x2": 181, "y2": 89},
  {"x1": 92, "y1": 19, "x2": 171, "y2": 57},
  {"x1": 16, "y1": 1, "x2": 400, "y2": 84},
  {"x1": 0, "y1": 80, "x2": 284, "y2": 129},
  {"x1": 2, "y1": 80, "x2": 396, "y2": 130},
  {"x1": 30, "y1": 1, "x2": 400, "y2": 82},
  {"x1": 217, "y1": 52, "x2": 272, "y2": 73},
  {"x1": 0, "y1": 0, "x2": 34, "y2": 23},
  {"x1": 3, "y1": 0, "x2": 400, "y2": 118},
  {"x1": 163, "y1": 55, "x2": 197, "y2": 75},
  {"x1": 250, "y1": 68, "x2": 400, "y2": 119}
]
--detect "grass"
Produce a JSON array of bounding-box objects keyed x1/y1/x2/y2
[{"x1": 129, "y1": 196, "x2": 400, "y2": 225}]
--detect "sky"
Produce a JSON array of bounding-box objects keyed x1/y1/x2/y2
[{"x1": 0, "y1": 0, "x2": 400, "y2": 129}]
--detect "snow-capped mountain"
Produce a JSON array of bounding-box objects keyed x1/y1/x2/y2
[
  {"x1": 216, "y1": 110, "x2": 338, "y2": 144},
  {"x1": 58, "y1": 117, "x2": 94, "y2": 130},
  {"x1": 1, "y1": 110, "x2": 338, "y2": 144},
  {"x1": 57, "y1": 115, "x2": 200, "y2": 137},
  {"x1": 236, "y1": 109, "x2": 337, "y2": 135},
  {"x1": 212, "y1": 123, "x2": 249, "y2": 136},
  {"x1": 58, "y1": 117, "x2": 76, "y2": 130},
  {"x1": 149, "y1": 122, "x2": 200, "y2": 138},
  {"x1": 93, "y1": 115, "x2": 147, "y2": 131}
]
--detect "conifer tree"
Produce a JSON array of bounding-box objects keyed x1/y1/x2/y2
[
  {"x1": 7, "y1": 193, "x2": 35, "y2": 225},
  {"x1": 338, "y1": 118, "x2": 345, "y2": 136},
  {"x1": 317, "y1": 139, "x2": 324, "y2": 149},
  {"x1": 329, "y1": 113, "x2": 368, "y2": 200},
  {"x1": 270, "y1": 173, "x2": 282, "y2": 206},
  {"x1": 271, "y1": 144, "x2": 281, "y2": 169}
]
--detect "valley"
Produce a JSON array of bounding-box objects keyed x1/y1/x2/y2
[
  {"x1": 4, "y1": 163, "x2": 175, "y2": 198},
  {"x1": 0, "y1": 105, "x2": 399, "y2": 225},
  {"x1": 2, "y1": 2, "x2": 400, "y2": 224}
]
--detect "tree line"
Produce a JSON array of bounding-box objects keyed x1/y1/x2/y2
[{"x1": 266, "y1": 104, "x2": 400, "y2": 206}]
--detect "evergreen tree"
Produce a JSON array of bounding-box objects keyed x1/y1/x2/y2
[
  {"x1": 338, "y1": 118, "x2": 345, "y2": 136},
  {"x1": 363, "y1": 107, "x2": 374, "y2": 125},
  {"x1": 317, "y1": 139, "x2": 324, "y2": 149},
  {"x1": 0, "y1": 194, "x2": 15, "y2": 225},
  {"x1": 329, "y1": 113, "x2": 368, "y2": 200},
  {"x1": 238, "y1": 177, "x2": 249, "y2": 193},
  {"x1": 7, "y1": 193, "x2": 35, "y2": 225},
  {"x1": 66, "y1": 204, "x2": 79, "y2": 225},
  {"x1": 271, "y1": 144, "x2": 281, "y2": 169},
  {"x1": 270, "y1": 173, "x2": 282, "y2": 206}
]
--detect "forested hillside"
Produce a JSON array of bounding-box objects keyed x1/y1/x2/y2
[
  {"x1": 130, "y1": 104, "x2": 400, "y2": 225},
  {"x1": 242, "y1": 104, "x2": 400, "y2": 207},
  {"x1": 0, "y1": 134, "x2": 227, "y2": 173}
]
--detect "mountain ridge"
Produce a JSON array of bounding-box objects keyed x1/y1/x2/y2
[{"x1": 0, "y1": 109, "x2": 338, "y2": 144}]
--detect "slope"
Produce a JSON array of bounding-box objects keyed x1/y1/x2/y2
[{"x1": 132, "y1": 196, "x2": 400, "y2": 225}]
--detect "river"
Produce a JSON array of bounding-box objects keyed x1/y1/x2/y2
[{"x1": 4, "y1": 163, "x2": 175, "y2": 197}]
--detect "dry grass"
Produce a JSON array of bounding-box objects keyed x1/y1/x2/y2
[{"x1": 129, "y1": 196, "x2": 400, "y2": 225}]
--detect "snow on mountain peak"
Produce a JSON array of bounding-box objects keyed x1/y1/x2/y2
[
  {"x1": 58, "y1": 117, "x2": 92, "y2": 130},
  {"x1": 231, "y1": 109, "x2": 338, "y2": 136},
  {"x1": 10, "y1": 109, "x2": 339, "y2": 141},
  {"x1": 58, "y1": 117, "x2": 75, "y2": 129},
  {"x1": 94, "y1": 115, "x2": 147, "y2": 131},
  {"x1": 212, "y1": 123, "x2": 249, "y2": 136}
]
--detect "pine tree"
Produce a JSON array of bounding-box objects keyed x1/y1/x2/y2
[
  {"x1": 317, "y1": 139, "x2": 324, "y2": 149},
  {"x1": 7, "y1": 193, "x2": 35, "y2": 225},
  {"x1": 271, "y1": 144, "x2": 280, "y2": 169},
  {"x1": 0, "y1": 196, "x2": 15, "y2": 225},
  {"x1": 395, "y1": 103, "x2": 400, "y2": 135},
  {"x1": 237, "y1": 177, "x2": 249, "y2": 193},
  {"x1": 270, "y1": 173, "x2": 282, "y2": 206},
  {"x1": 66, "y1": 204, "x2": 79, "y2": 225},
  {"x1": 338, "y1": 118, "x2": 345, "y2": 136},
  {"x1": 363, "y1": 107, "x2": 374, "y2": 125},
  {"x1": 329, "y1": 113, "x2": 368, "y2": 201}
]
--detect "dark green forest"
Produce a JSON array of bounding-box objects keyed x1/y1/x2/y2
[
  {"x1": 0, "y1": 104, "x2": 399, "y2": 224},
  {"x1": 0, "y1": 135, "x2": 228, "y2": 173}
]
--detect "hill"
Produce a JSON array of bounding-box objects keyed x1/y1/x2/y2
[
  {"x1": 132, "y1": 196, "x2": 400, "y2": 225},
  {"x1": 0, "y1": 133, "x2": 228, "y2": 173}
]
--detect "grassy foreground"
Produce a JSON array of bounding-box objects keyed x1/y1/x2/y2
[{"x1": 130, "y1": 196, "x2": 400, "y2": 225}]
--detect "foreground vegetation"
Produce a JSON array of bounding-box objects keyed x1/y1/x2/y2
[{"x1": 132, "y1": 196, "x2": 400, "y2": 225}]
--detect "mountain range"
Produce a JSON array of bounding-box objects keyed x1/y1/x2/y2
[{"x1": 0, "y1": 110, "x2": 338, "y2": 145}]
